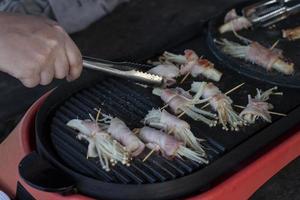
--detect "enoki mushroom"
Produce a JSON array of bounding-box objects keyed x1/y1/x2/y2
[
  {"x1": 191, "y1": 82, "x2": 244, "y2": 131},
  {"x1": 153, "y1": 87, "x2": 217, "y2": 127},
  {"x1": 67, "y1": 119, "x2": 130, "y2": 171},
  {"x1": 239, "y1": 87, "x2": 282, "y2": 124}
]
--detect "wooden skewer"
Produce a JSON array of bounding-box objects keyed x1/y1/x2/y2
[
  {"x1": 135, "y1": 83, "x2": 148, "y2": 88},
  {"x1": 180, "y1": 72, "x2": 191, "y2": 84},
  {"x1": 160, "y1": 104, "x2": 169, "y2": 111},
  {"x1": 167, "y1": 128, "x2": 175, "y2": 135},
  {"x1": 143, "y1": 149, "x2": 156, "y2": 162},
  {"x1": 95, "y1": 108, "x2": 101, "y2": 122},
  {"x1": 200, "y1": 89, "x2": 229, "y2": 109},
  {"x1": 225, "y1": 83, "x2": 245, "y2": 95},
  {"x1": 270, "y1": 40, "x2": 280, "y2": 50},
  {"x1": 177, "y1": 111, "x2": 185, "y2": 118},
  {"x1": 132, "y1": 128, "x2": 141, "y2": 135},
  {"x1": 234, "y1": 105, "x2": 287, "y2": 116}
]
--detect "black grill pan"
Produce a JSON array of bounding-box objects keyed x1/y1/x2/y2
[{"x1": 207, "y1": 1, "x2": 300, "y2": 88}]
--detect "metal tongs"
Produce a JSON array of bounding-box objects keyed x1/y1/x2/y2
[
  {"x1": 82, "y1": 57, "x2": 163, "y2": 86},
  {"x1": 242, "y1": 0, "x2": 300, "y2": 27}
]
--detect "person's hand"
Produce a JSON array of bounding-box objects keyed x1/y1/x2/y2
[{"x1": 0, "y1": 13, "x2": 82, "y2": 88}]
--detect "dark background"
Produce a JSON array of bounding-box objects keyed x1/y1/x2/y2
[{"x1": 0, "y1": 0, "x2": 299, "y2": 199}]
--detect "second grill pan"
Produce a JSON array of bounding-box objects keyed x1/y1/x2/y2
[{"x1": 207, "y1": 0, "x2": 300, "y2": 88}]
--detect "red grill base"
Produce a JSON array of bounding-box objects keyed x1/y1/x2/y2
[{"x1": 0, "y1": 92, "x2": 300, "y2": 200}]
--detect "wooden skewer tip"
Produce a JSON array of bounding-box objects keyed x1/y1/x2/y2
[
  {"x1": 143, "y1": 149, "x2": 156, "y2": 162},
  {"x1": 180, "y1": 72, "x2": 191, "y2": 84}
]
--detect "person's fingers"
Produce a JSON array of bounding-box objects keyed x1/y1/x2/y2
[
  {"x1": 20, "y1": 76, "x2": 41, "y2": 88},
  {"x1": 40, "y1": 66, "x2": 55, "y2": 85},
  {"x1": 64, "y1": 35, "x2": 82, "y2": 81},
  {"x1": 44, "y1": 18, "x2": 59, "y2": 26},
  {"x1": 53, "y1": 48, "x2": 69, "y2": 79}
]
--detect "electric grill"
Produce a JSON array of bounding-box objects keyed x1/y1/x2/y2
[{"x1": 1, "y1": 1, "x2": 300, "y2": 200}]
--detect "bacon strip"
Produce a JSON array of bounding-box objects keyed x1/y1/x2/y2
[
  {"x1": 139, "y1": 127, "x2": 182, "y2": 157},
  {"x1": 246, "y1": 42, "x2": 280, "y2": 70},
  {"x1": 107, "y1": 118, "x2": 145, "y2": 156},
  {"x1": 160, "y1": 110, "x2": 190, "y2": 131},
  {"x1": 160, "y1": 88, "x2": 193, "y2": 114}
]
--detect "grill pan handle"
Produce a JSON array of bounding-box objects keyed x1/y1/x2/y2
[{"x1": 19, "y1": 152, "x2": 76, "y2": 195}]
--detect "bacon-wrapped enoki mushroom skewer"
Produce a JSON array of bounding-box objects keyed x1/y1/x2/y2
[
  {"x1": 282, "y1": 26, "x2": 300, "y2": 41},
  {"x1": 239, "y1": 87, "x2": 281, "y2": 124},
  {"x1": 104, "y1": 117, "x2": 145, "y2": 157},
  {"x1": 67, "y1": 119, "x2": 130, "y2": 171},
  {"x1": 153, "y1": 87, "x2": 217, "y2": 127},
  {"x1": 161, "y1": 50, "x2": 222, "y2": 82},
  {"x1": 218, "y1": 39, "x2": 295, "y2": 75},
  {"x1": 191, "y1": 82, "x2": 244, "y2": 131},
  {"x1": 143, "y1": 109, "x2": 206, "y2": 155},
  {"x1": 147, "y1": 63, "x2": 180, "y2": 86},
  {"x1": 139, "y1": 127, "x2": 208, "y2": 164},
  {"x1": 219, "y1": 9, "x2": 252, "y2": 34},
  {"x1": 180, "y1": 56, "x2": 223, "y2": 82}
]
